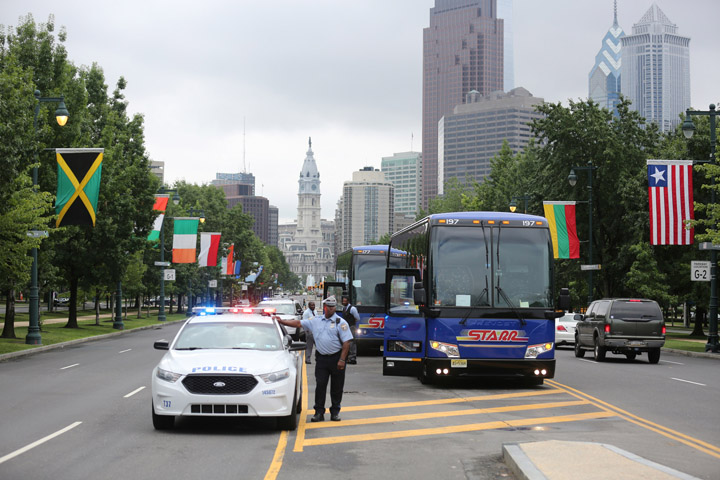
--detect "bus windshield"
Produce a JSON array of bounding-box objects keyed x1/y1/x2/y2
[
  {"x1": 353, "y1": 254, "x2": 405, "y2": 306},
  {"x1": 431, "y1": 226, "x2": 551, "y2": 308}
]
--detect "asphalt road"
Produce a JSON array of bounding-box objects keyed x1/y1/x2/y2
[{"x1": 0, "y1": 327, "x2": 718, "y2": 480}]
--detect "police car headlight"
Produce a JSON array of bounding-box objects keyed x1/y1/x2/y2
[
  {"x1": 430, "y1": 341, "x2": 460, "y2": 358},
  {"x1": 259, "y1": 368, "x2": 290, "y2": 383},
  {"x1": 525, "y1": 342, "x2": 554, "y2": 358},
  {"x1": 156, "y1": 367, "x2": 182, "y2": 383}
]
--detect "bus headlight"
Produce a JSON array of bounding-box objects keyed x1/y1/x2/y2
[
  {"x1": 525, "y1": 343, "x2": 554, "y2": 358},
  {"x1": 430, "y1": 341, "x2": 459, "y2": 358}
]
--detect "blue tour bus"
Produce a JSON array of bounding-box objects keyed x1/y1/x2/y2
[
  {"x1": 382, "y1": 212, "x2": 568, "y2": 384},
  {"x1": 331, "y1": 245, "x2": 407, "y2": 351}
]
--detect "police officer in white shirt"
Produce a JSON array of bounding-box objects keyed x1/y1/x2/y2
[
  {"x1": 302, "y1": 301, "x2": 316, "y2": 364},
  {"x1": 275, "y1": 295, "x2": 352, "y2": 422}
]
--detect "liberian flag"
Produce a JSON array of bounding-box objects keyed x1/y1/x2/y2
[
  {"x1": 648, "y1": 160, "x2": 694, "y2": 245},
  {"x1": 223, "y1": 244, "x2": 234, "y2": 275},
  {"x1": 198, "y1": 232, "x2": 221, "y2": 267},
  {"x1": 543, "y1": 201, "x2": 580, "y2": 259},
  {"x1": 172, "y1": 218, "x2": 199, "y2": 263},
  {"x1": 147, "y1": 195, "x2": 169, "y2": 241}
]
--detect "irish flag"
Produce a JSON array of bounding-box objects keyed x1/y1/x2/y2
[
  {"x1": 172, "y1": 218, "x2": 199, "y2": 263},
  {"x1": 148, "y1": 195, "x2": 169, "y2": 241},
  {"x1": 222, "y1": 244, "x2": 234, "y2": 275},
  {"x1": 543, "y1": 201, "x2": 580, "y2": 259},
  {"x1": 198, "y1": 232, "x2": 221, "y2": 267}
]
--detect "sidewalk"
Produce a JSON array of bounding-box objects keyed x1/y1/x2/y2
[{"x1": 503, "y1": 440, "x2": 701, "y2": 480}]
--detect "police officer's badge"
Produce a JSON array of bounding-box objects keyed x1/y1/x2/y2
[{"x1": 341, "y1": 324, "x2": 348, "y2": 331}]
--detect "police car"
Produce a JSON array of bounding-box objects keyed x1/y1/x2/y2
[
  {"x1": 151, "y1": 307, "x2": 306, "y2": 431},
  {"x1": 257, "y1": 299, "x2": 304, "y2": 340}
]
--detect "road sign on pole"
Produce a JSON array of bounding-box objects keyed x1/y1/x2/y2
[
  {"x1": 691, "y1": 261, "x2": 711, "y2": 282},
  {"x1": 164, "y1": 269, "x2": 176, "y2": 281},
  {"x1": 580, "y1": 264, "x2": 602, "y2": 271}
]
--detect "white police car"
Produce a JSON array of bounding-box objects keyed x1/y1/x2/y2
[
  {"x1": 257, "y1": 299, "x2": 303, "y2": 340},
  {"x1": 151, "y1": 307, "x2": 305, "y2": 431}
]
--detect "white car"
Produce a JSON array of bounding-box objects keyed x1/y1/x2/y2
[
  {"x1": 555, "y1": 312, "x2": 580, "y2": 347},
  {"x1": 151, "y1": 307, "x2": 305, "y2": 431},
  {"x1": 257, "y1": 299, "x2": 303, "y2": 340}
]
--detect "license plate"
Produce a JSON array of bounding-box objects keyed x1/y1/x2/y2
[
  {"x1": 379, "y1": 345, "x2": 384, "y2": 352},
  {"x1": 451, "y1": 359, "x2": 467, "y2": 368},
  {"x1": 627, "y1": 341, "x2": 645, "y2": 347}
]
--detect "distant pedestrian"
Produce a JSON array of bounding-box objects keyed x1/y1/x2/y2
[
  {"x1": 340, "y1": 295, "x2": 360, "y2": 364},
  {"x1": 275, "y1": 295, "x2": 352, "y2": 422},
  {"x1": 302, "y1": 301, "x2": 317, "y2": 364}
]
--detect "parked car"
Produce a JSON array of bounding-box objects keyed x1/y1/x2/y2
[
  {"x1": 53, "y1": 296, "x2": 70, "y2": 306},
  {"x1": 555, "y1": 312, "x2": 580, "y2": 347},
  {"x1": 151, "y1": 307, "x2": 305, "y2": 431},
  {"x1": 574, "y1": 298, "x2": 665, "y2": 363}
]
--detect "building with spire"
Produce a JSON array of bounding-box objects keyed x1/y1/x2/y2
[
  {"x1": 589, "y1": 1, "x2": 624, "y2": 113},
  {"x1": 621, "y1": 3, "x2": 690, "y2": 132},
  {"x1": 278, "y1": 139, "x2": 335, "y2": 287}
]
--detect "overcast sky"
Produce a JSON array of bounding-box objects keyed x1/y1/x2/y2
[{"x1": 2, "y1": 1, "x2": 718, "y2": 223}]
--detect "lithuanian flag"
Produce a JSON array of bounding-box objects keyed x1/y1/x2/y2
[
  {"x1": 172, "y1": 218, "x2": 199, "y2": 263},
  {"x1": 543, "y1": 201, "x2": 580, "y2": 259}
]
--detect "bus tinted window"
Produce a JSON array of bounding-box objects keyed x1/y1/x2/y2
[{"x1": 353, "y1": 255, "x2": 403, "y2": 306}]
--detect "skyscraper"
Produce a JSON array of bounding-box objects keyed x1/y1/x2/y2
[
  {"x1": 438, "y1": 87, "x2": 544, "y2": 190},
  {"x1": 621, "y1": 3, "x2": 690, "y2": 132},
  {"x1": 341, "y1": 167, "x2": 395, "y2": 250},
  {"x1": 422, "y1": 0, "x2": 504, "y2": 208},
  {"x1": 497, "y1": 0, "x2": 514, "y2": 92},
  {"x1": 588, "y1": 1, "x2": 625, "y2": 113},
  {"x1": 381, "y1": 151, "x2": 422, "y2": 217}
]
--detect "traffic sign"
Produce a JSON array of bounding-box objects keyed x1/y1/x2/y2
[
  {"x1": 691, "y1": 261, "x2": 711, "y2": 282},
  {"x1": 163, "y1": 269, "x2": 175, "y2": 281},
  {"x1": 155, "y1": 261, "x2": 171, "y2": 267},
  {"x1": 699, "y1": 242, "x2": 720, "y2": 250},
  {"x1": 26, "y1": 230, "x2": 48, "y2": 238},
  {"x1": 208, "y1": 280, "x2": 217, "y2": 288},
  {"x1": 580, "y1": 264, "x2": 601, "y2": 271}
]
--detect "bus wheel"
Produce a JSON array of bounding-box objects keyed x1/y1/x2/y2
[{"x1": 418, "y1": 364, "x2": 432, "y2": 385}]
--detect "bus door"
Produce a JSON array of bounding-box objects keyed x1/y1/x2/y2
[
  {"x1": 382, "y1": 268, "x2": 424, "y2": 376},
  {"x1": 323, "y1": 282, "x2": 346, "y2": 303}
]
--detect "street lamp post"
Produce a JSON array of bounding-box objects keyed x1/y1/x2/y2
[
  {"x1": 156, "y1": 188, "x2": 180, "y2": 321},
  {"x1": 568, "y1": 162, "x2": 599, "y2": 305},
  {"x1": 683, "y1": 104, "x2": 719, "y2": 353},
  {"x1": 509, "y1": 194, "x2": 532, "y2": 213},
  {"x1": 26, "y1": 90, "x2": 69, "y2": 345}
]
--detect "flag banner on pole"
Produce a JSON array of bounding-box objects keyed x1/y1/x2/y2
[
  {"x1": 647, "y1": 160, "x2": 694, "y2": 245},
  {"x1": 55, "y1": 148, "x2": 104, "y2": 227},
  {"x1": 148, "y1": 194, "x2": 169, "y2": 241},
  {"x1": 172, "y1": 217, "x2": 199, "y2": 263},
  {"x1": 198, "y1": 232, "x2": 221, "y2": 267},
  {"x1": 221, "y1": 256, "x2": 227, "y2": 273},
  {"x1": 543, "y1": 201, "x2": 580, "y2": 259},
  {"x1": 224, "y1": 244, "x2": 235, "y2": 275},
  {"x1": 234, "y1": 260, "x2": 242, "y2": 277}
]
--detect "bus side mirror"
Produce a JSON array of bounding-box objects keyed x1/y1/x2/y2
[
  {"x1": 413, "y1": 283, "x2": 426, "y2": 306},
  {"x1": 558, "y1": 287, "x2": 571, "y2": 312}
]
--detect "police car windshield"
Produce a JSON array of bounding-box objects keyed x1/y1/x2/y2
[{"x1": 174, "y1": 322, "x2": 282, "y2": 351}]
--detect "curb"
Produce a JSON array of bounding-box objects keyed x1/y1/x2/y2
[
  {"x1": 0, "y1": 319, "x2": 186, "y2": 363},
  {"x1": 662, "y1": 347, "x2": 720, "y2": 360},
  {"x1": 503, "y1": 441, "x2": 702, "y2": 480}
]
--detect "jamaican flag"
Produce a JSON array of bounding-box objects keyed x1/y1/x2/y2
[{"x1": 56, "y1": 148, "x2": 104, "y2": 227}]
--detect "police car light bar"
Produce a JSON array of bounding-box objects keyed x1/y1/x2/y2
[{"x1": 191, "y1": 306, "x2": 260, "y2": 315}]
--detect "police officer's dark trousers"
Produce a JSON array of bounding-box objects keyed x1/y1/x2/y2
[{"x1": 314, "y1": 350, "x2": 345, "y2": 416}]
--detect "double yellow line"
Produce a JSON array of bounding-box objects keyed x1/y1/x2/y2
[{"x1": 547, "y1": 379, "x2": 720, "y2": 459}]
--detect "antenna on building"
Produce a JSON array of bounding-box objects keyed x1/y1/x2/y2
[
  {"x1": 411, "y1": 132, "x2": 414, "y2": 151},
  {"x1": 613, "y1": 0, "x2": 618, "y2": 25},
  {"x1": 243, "y1": 117, "x2": 247, "y2": 173}
]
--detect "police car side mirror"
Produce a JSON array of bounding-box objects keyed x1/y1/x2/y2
[
  {"x1": 154, "y1": 340, "x2": 169, "y2": 350},
  {"x1": 289, "y1": 341, "x2": 307, "y2": 352}
]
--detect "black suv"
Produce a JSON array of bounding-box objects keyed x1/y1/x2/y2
[{"x1": 574, "y1": 298, "x2": 665, "y2": 363}]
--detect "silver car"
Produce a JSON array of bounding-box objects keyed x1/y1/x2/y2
[
  {"x1": 257, "y1": 299, "x2": 303, "y2": 340},
  {"x1": 555, "y1": 313, "x2": 580, "y2": 347}
]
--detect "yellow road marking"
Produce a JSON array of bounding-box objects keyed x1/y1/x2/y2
[
  {"x1": 305, "y1": 400, "x2": 589, "y2": 429},
  {"x1": 340, "y1": 388, "x2": 564, "y2": 412},
  {"x1": 292, "y1": 356, "x2": 311, "y2": 453},
  {"x1": 547, "y1": 380, "x2": 720, "y2": 459},
  {"x1": 263, "y1": 430, "x2": 287, "y2": 480},
  {"x1": 303, "y1": 411, "x2": 616, "y2": 447}
]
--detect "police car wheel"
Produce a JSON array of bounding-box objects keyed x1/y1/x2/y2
[
  {"x1": 277, "y1": 389, "x2": 299, "y2": 431},
  {"x1": 152, "y1": 402, "x2": 175, "y2": 430}
]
